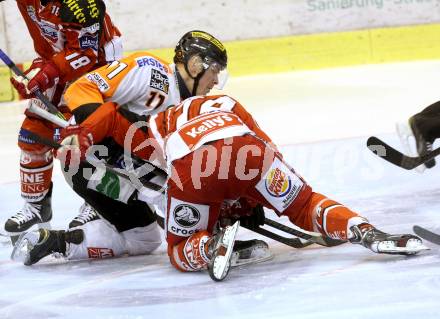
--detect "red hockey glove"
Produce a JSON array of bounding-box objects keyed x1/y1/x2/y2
[
  {"x1": 10, "y1": 58, "x2": 60, "y2": 99},
  {"x1": 56, "y1": 125, "x2": 94, "y2": 167}
]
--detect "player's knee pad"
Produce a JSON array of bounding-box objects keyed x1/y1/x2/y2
[
  {"x1": 67, "y1": 219, "x2": 127, "y2": 260},
  {"x1": 120, "y1": 222, "x2": 162, "y2": 255},
  {"x1": 169, "y1": 230, "x2": 212, "y2": 272},
  {"x1": 20, "y1": 149, "x2": 54, "y2": 202},
  {"x1": 309, "y1": 193, "x2": 367, "y2": 240}
]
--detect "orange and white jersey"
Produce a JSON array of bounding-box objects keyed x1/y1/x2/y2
[
  {"x1": 64, "y1": 51, "x2": 181, "y2": 116},
  {"x1": 149, "y1": 95, "x2": 275, "y2": 162}
]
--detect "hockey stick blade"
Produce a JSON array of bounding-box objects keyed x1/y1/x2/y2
[
  {"x1": 413, "y1": 225, "x2": 440, "y2": 245},
  {"x1": 367, "y1": 136, "x2": 440, "y2": 170}
]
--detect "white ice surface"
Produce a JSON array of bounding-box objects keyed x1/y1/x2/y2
[{"x1": 1, "y1": 61, "x2": 440, "y2": 318}]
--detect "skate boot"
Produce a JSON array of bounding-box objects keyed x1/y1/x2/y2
[
  {"x1": 409, "y1": 116, "x2": 435, "y2": 169},
  {"x1": 230, "y1": 239, "x2": 273, "y2": 267},
  {"x1": 4, "y1": 187, "x2": 53, "y2": 243},
  {"x1": 11, "y1": 228, "x2": 84, "y2": 266},
  {"x1": 349, "y1": 223, "x2": 428, "y2": 255},
  {"x1": 69, "y1": 202, "x2": 100, "y2": 228}
]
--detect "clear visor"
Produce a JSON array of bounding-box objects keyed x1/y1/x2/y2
[{"x1": 202, "y1": 59, "x2": 229, "y2": 90}]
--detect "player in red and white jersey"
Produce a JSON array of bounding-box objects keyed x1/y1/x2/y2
[
  {"x1": 154, "y1": 95, "x2": 428, "y2": 272},
  {"x1": 145, "y1": 94, "x2": 428, "y2": 272},
  {"x1": 3, "y1": 0, "x2": 122, "y2": 239}
]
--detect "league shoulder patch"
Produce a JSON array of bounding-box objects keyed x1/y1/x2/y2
[
  {"x1": 256, "y1": 158, "x2": 304, "y2": 212},
  {"x1": 168, "y1": 198, "x2": 209, "y2": 237}
]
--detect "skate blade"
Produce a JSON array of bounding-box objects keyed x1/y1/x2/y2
[
  {"x1": 395, "y1": 121, "x2": 426, "y2": 173},
  {"x1": 209, "y1": 221, "x2": 240, "y2": 281},
  {"x1": 375, "y1": 239, "x2": 430, "y2": 255},
  {"x1": 10, "y1": 231, "x2": 39, "y2": 264},
  {"x1": 230, "y1": 244, "x2": 274, "y2": 267}
]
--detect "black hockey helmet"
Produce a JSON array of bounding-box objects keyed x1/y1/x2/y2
[{"x1": 174, "y1": 30, "x2": 227, "y2": 70}]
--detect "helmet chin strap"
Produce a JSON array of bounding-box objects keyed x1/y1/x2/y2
[{"x1": 191, "y1": 71, "x2": 206, "y2": 96}]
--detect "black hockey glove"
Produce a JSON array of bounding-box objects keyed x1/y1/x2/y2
[{"x1": 239, "y1": 204, "x2": 265, "y2": 229}]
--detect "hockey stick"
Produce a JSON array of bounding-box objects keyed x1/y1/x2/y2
[
  {"x1": 263, "y1": 218, "x2": 346, "y2": 247},
  {"x1": 413, "y1": 225, "x2": 440, "y2": 245},
  {"x1": 24, "y1": 129, "x2": 166, "y2": 193},
  {"x1": 0, "y1": 49, "x2": 66, "y2": 120},
  {"x1": 366, "y1": 136, "x2": 440, "y2": 170}
]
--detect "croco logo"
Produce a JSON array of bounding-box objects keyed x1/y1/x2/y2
[{"x1": 173, "y1": 204, "x2": 200, "y2": 228}]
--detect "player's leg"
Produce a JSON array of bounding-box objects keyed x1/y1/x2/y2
[
  {"x1": 4, "y1": 116, "x2": 54, "y2": 239},
  {"x1": 242, "y1": 138, "x2": 427, "y2": 254},
  {"x1": 12, "y1": 194, "x2": 162, "y2": 265}
]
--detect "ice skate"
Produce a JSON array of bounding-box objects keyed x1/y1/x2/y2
[
  {"x1": 349, "y1": 223, "x2": 428, "y2": 255},
  {"x1": 230, "y1": 239, "x2": 273, "y2": 267},
  {"x1": 4, "y1": 189, "x2": 53, "y2": 237},
  {"x1": 11, "y1": 228, "x2": 84, "y2": 266},
  {"x1": 208, "y1": 221, "x2": 240, "y2": 281},
  {"x1": 69, "y1": 202, "x2": 100, "y2": 228}
]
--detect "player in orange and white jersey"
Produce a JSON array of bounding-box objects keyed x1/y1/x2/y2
[{"x1": 4, "y1": 0, "x2": 122, "y2": 239}]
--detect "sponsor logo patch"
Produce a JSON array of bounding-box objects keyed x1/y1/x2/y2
[
  {"x1": 168, "y1": 198, "x2": 209, "y2": 237},
  {"x1": 150, "y1": 69, "x2": 169, "y2": 94},
  {"x1": 79, "y1": 33, "x2": 98, "y2": 50},
  {"x1": 88, "y1": 247, "x2": 115, "y2": 259},
  {"x1": 86, "y1": 72, "x2": 110, "y2": 92},
  {"x1": 256, "y1": 158, "x2": 304, "y2": 213},
  {"x1": 174, "y1": 204, "x2": 200, "y2": 228},
  {"x1": 18, "y1": 129, "x2": 36, "y2": 145},
  {"x1": 82, "y1": 22, "x2": 100, "y2": 34},
  {"x1": 136, "y1": 56, "x2": 170, "y2": 73},
  {"x1": 39, "y1": 21, "x2": 58, "y2": 40},
  {"x1": 178, "y1": 112, "x2": 242, "y2": 149},
  {"x1": 265, "y1": 168, "x2": 291, "y2": 197}
]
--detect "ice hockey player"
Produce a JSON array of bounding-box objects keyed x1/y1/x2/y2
[
  {"x1": 154, "y1": 95, "x2": 427, "y2": 276},
  {"x1": 3, "y1": 0, "x2": 123, "y2": 239},
  {"x1": 24, "y1": 91, "x2": 428, "y2": 275},
  {"x1": 12, "y1": 31, "x2": 271, "y2": 267},
  {"x1": 396, "y1": 100, "x2": 440, "y2": 171}
]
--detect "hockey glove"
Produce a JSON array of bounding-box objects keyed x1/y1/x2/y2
[
  {"x1": 56, "y1": 125, "x2": 94, "y2": 167},
  {"x1": 220, "y1": 198, "x2": 265, "y2": 229},
  {"x1": 10, "y1": 58, "x2": 60, "y2": 99},
  {"x1": 239, "y1": 204, "x2": 265, "y2": 229}
]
